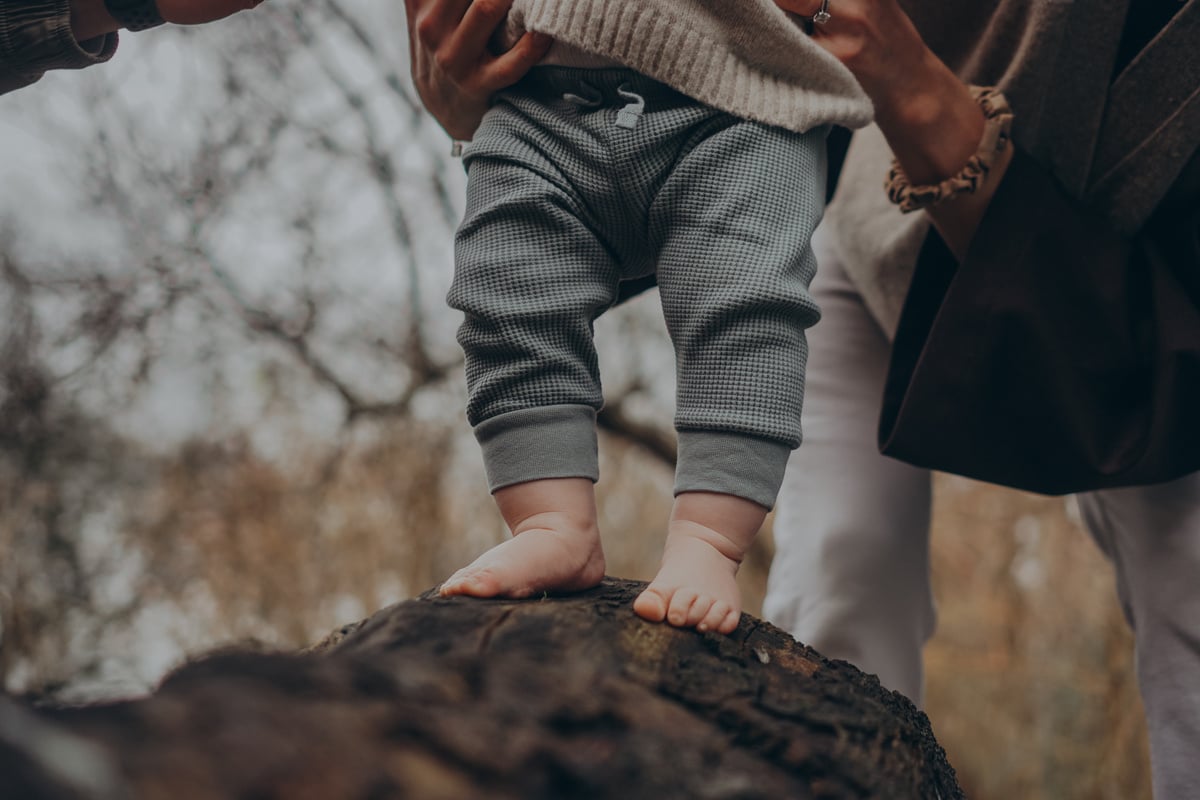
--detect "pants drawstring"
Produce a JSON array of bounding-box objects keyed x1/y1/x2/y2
[
  {"x1": 563, "y1": 81, "x2": 645, "y2": 130},
  {"x1": 563, "y1": 82, "x2": 603, "y2": 109},
  {"x1": 616, "y1": 83, "x2": 645, "y2": 129}
]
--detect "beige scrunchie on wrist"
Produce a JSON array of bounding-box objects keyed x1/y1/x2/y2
[{"x1": 885, "y1": 86, "x2": 1014, "y2": 213}]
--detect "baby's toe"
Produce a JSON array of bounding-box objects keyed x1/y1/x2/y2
[
  {"x1": 698, "y1": 600, "x2": 731, "y2": 633},
  {"x1": 717, "y1": 605, "x2": 741, "y2": 634},
  {"x1": 688, "y1": 596, "x2": 717, "y2": 628},
  {"x1": 439, "y1": 570, "x2": 468, "y2": 596},
  {"x1": 666, "y1": 588, "x2": 700, "y2": 626},
  {"x1": 633, "y1": 587, "x2": 669, "y2": 623},
  {"x1": 449, "y1": 567, "x2": 503, "y2": 597}
]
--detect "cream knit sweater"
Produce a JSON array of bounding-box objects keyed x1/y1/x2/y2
[{"x1": 505, "y1": 0, "x2": 873, "y2": 133}]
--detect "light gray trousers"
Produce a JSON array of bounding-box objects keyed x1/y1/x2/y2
[
  {"x1": 451, "y1": 68, "x2": 826, "y2": 509},
  {"x1": 764, "y1": 226, "x2": 1200, "y2": 800}
]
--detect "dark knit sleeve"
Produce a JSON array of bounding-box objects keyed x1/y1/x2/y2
[
  {"x1": 879, "y1": 146, "x2": 1200, "y2": 493},
  {"x1": 0, "y1": 0, "x2": 118, "y2": 95}
]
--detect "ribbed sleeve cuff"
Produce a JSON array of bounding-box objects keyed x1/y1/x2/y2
[
  {"x1": 475, "y1": 404, "x2": 600, "y2": 493},
  {"x1": 0, "y1": 0, "x2": 118, "y2": 89},
  {"x1": 675, "y1": 431, "x2": 792, "y2": 510}
]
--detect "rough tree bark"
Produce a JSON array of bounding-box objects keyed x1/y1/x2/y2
[{"x1": 1, "y1": 579, "x2": 963, "y2": 799}]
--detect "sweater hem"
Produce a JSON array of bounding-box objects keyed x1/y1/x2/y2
[{"x1": 516, "y1": 0, "x2": 872, "y2": 132}]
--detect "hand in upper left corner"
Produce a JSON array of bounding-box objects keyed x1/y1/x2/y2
[
  {"x1": 404, "y1": 0, "x2": 552, "y2": 141},
  {"x1": 155, "y1": 0, "x2": 269, "y2": 25},
  {"x1": 67, "y1": 0, "x2": 269, "y2": 43}
]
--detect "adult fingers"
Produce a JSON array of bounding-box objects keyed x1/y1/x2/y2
[
  {"x1": 773, "y1": 0, "x2": 823, "y2": 16},
  {"x1": 157, "y1": 0, "x2": 265, "y2": 25},
  {"x1": 772, "y1": 0, "x2": 867, "y2": 64},
  {"x1": 433, "y1": 0, "x2": 514, "y2": 81},
  {"x1": 479, "y1": 30, "x2": 552, "y2": 90},
  {"x1": 410, "y1": 0, "x2": 473, "y2": 50}
]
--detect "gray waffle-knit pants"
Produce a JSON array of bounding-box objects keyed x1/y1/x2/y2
[{"x1": 449, "y1": 67, "x2": 827, "y2": 509}]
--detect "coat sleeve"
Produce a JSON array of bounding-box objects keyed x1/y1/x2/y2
[
  {"x1": 0, "y1": 0, "x2": 117, "y2": 96},
  {"x1": 878, "y1": 146, "x2": 1200, "y2": 494}
]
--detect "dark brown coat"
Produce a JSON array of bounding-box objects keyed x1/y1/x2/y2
[{"x1": 866, "y1": 0, "x2": 1200, "y2": 493}]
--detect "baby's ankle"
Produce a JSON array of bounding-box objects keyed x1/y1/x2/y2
[
  {"x1": 495, "y1": 477, "x2": 600, "y2": 537},
  {"x1": 665, "y1": 519, "x2": 747, "y2": 569},
  {"x1": 669, "y1": 491, "x2": 768, "y2": 562},
  {"x1": 440, "y1": 478, "x2": 606, "y2": 600},
  {"x1": 511, "y1": 508, "x2": 599, "y2": 541}
]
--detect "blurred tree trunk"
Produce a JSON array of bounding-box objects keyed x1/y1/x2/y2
[{"x1": 4, "y1": 579, "x2": 963, "y2": 800}]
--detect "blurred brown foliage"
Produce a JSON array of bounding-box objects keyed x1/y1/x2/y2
[{"x1": 922, "y1": 477, "x2": 1150, "y2": 800}]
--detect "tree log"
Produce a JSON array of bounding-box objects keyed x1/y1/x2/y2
[{"x1": 3, "y1": 579, "x2": 962, "y2": 799}]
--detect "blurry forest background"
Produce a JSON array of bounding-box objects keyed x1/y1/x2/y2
[{"x1": 0, "y1": 4, "x2": 1149, "y2": 798}]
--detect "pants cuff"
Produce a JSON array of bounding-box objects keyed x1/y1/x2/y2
[
  {"x1": 475, "y1": 404, "x2": 599, "y2": 493},
  {"x1": 675, "y1": 431, "x2": 793, "y2": 510}
]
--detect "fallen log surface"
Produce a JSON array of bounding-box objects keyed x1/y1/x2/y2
[{"x1": 4, "y1": 578, "x2": 963, "y2": 799}]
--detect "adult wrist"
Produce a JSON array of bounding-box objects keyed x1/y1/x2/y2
[
  {"x1": 417, "y1": 87, "x2": 486, "y2": 141},
  {"x1": 442, "y1": 103, "x2": 488, "y2": 142},
  {"x1": 875, "y1": 63, "x2": 987, "y2": 187},
  {"x1": 885, "y1": 87, "x2": 1014, "y2": 216}
]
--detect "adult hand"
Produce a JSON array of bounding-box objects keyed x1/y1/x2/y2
[
  {"x1": 774, "y1": 0, "x2": 943, "y2": 125},
  {"x1": 778, "y1": 0, "x2": 984, "y2": 183},
  {"x1": 156, "y1": 0, "x2": 266, "y2": 25},
  {"x1": 777, "y1": 0, "x2": 1000, "y2": 259},
  {"x1": 70, "y1": 0, "x2": 265, "y2": 44},
  {"x1": 405, "y1": 0, "x2": 552, "y2": 141}
]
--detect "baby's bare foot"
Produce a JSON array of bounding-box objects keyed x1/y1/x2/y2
[
  {"x1": 633, "y1": 520, "x2": 745, "y2": 634},
  {"x1": 440, "y1": 517, "x2": 606, "y2": 600}
]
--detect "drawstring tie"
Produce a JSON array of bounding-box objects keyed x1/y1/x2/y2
[
  {"x1": 616, "y1": 84, "x2": 645, "y2": 129},
  {"x1": 562, "y1": 81, "x2": 646, "y2": 130},
  {"x1": 563, "y1": 82, "x2": 603, "y2": 109}
]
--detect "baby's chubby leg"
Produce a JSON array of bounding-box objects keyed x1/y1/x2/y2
[
  {"x1": 634, "y1": 492, "x2": 766, "y2": 634},
  {"x1": 440, "y1": 478, "x2": 606, "y2": 599}
]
